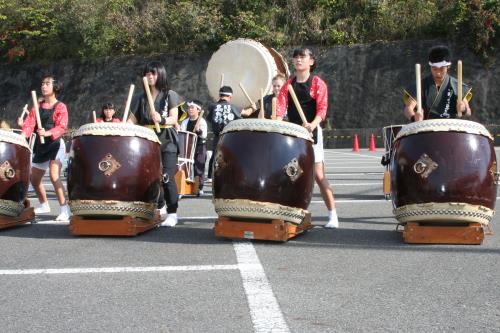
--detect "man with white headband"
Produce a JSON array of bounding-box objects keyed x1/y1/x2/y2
[{"x1": 403, "y1": 45, "x2": 472, "y2": 121}]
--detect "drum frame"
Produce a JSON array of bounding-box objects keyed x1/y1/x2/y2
[{"x1": 177, "y1": 130, "x2": 197, "y2": 181}]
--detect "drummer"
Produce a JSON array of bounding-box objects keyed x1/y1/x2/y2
[
  {"x1": 19, "y1": 74, "x2": 70, "y2": 221},
  {"x1": 96, "y1": 103, "x2": 121, "y2": 123},
  {"x1": 243, "y1": 74, "x2": 286, "y2": 118},
  {"x1": 403, "y1": 45, "x2": 473, "y2": 121},
  {"x1": 206, "y1": 86, "x2": 253, "y2": 182},
  {"x1": 127, "y1": 61, "x2": 183, "y2": 227},
  {"x1": 276, "y1": 47, "x2": 339, "y2": 228},
  {"x1": 180, "y1": 100, "x2": 208, "y2": 195}
]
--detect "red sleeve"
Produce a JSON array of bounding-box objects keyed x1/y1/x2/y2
[
  {"x1": 276, "y1": 78, "x2": 293, "y2": 118},
  {"x1": 310, "y1": 76, "x2": 328, "y2": 121},
  {"x1": 96, "y1": 118, "x2": 104, "y2": 123},
  {"x1": 112, "y1": 118, "x2": 121, "y2": 123},
  {"x1": 50, "y1": 102, "x2": 68, "y2": 140},
  {"x1": 21, "y1": 107, "x2": 37, "y2": 138}
]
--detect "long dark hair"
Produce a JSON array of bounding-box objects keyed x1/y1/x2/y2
[
  {"x1": 292, "y1": 47, "x2": 317, "y2": 72},
  {"x1": 142, "y1": 61, "x2": 169, "y2": 92},
  {"x1": 41, "y1": 73, "x2": 62, "y2": 94}
]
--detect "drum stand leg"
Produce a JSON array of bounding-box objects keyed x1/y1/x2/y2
[
  {"x1": 383, "y1": 170, "x2": 391, "y2": 200},
  {"x1": 402, "y1": 222, "x2": 485, "y2": 245},
  {"x1": 69, "y1": 212, "x2": 161, "y2": 236},
  {"x1": 214, "y1": 213, "x2": 312, "y2": 242},
  {"x1": 175, "y1": 170, "x2": 198, "y2": 196},
  {"x1": 0, "y1": 199, "x2": 35, "y2": 230}
]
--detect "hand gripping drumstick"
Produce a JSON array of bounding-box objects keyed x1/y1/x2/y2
[
  {"x1": 194, "y1": 110, "x2": 205, "y2": 132},
  {"x1": 457, "y1": 60, "x2": 463, "y2": 118},
  {"x1": 142, "y1": 77, "x2": 161, "y2": 133},
  {"x1": 287, "y1": 84, "x2": 308, "y2": 125},
  {"x1": 31, "y1": 91, "x2": 45, "y2": 144},
  {"x1": 415, "y1": 64, "x2": 422, "y2": 117},
  {"x1": 239, "y1": 82, "x2": 254, "y2": 105},
  {"x1": 122, "y1": 84, "x2": 135, "y2": 122}
]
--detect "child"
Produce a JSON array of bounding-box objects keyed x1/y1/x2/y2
[
  {"x1": 180, "y1": 100, "x2": 208, "y2": 195},
  {"x1": 96, "y1": 103, "x2": 121, "y2": 122}
]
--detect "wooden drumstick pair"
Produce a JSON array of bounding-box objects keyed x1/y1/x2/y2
[
  {"x1": 415, "y1": 60, "x2": 464, "y2": 118},
  {"x1": 239, "y1": 82, "x2": 279, "y2": 120}
]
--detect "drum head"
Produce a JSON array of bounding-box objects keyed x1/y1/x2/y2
[
  {"x1": 220, "y1": 119, "x2": 313, "y2": 142},
  {"x1": 0, "y1": 129, "x2": 30, "y2": 150},
  {"x1": 395, "y1": 119, "x2": 493, "y2": 141},
  {"x1": 72, "y1": 122, "x2": 160, "y2": 144},
  {"x1": 206, "y1": 39, "x2": 278, "y2": 108}
]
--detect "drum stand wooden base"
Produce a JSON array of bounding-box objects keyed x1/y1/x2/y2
[
  {"x1": 175, "y1": 171, "x2": 199, "y2": 196},
  {"x1": 383, "y1": 170, "x2": 391, "y2": 199},
  {"x1": 401, "y1": 222, "x2": 486, "y2": 245},
  {"x1": 0, "y1": 200, "x2": 35, "y2": 230},
  {"x1": 69, "y1": 213, "x2": 160, "y2": 236},
  {"x1": 214, "y1": 213, "x2": 312, "y2": 242}
]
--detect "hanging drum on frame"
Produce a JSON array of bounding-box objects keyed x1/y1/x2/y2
[
  {"x1": 67, "y1": 123, "x2": 162, "y2": 220},
  {"x1": 213, "y1": 119, "x2": 314, "y2": 224},
  {"x1": 390, "y1": 119, "x2": 498, "y2": 226},
  {"x1": 0, "y1": 129, "x2": 31, "y2": 217},
  {"x1": 205, "y1": 38, "x2": 289, "y2": 108},
  {"x1": 177, "y1": 130, "x2": 197, "y2": 181}
]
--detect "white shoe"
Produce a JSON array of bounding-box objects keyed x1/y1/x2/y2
[
  {"x1": 161, "y1": 213, "x2": 178, "y2": 227},
  {"x1": 198, "y1": 189, "x2": 204, "y2": 196},
  {"x1": 324, "y1": 210, "x2": 339, "y2": 229},
  {"x1": 34, "y1": 202, "x2": 51, "y2": 214},
  {"x1": 56, "y1": 204, "x2": 71, "y2": 221},
  {"x1": 205, "y1": 178, "x2": 212, "y2": 184},
  {"x1": 157, "y1": 205, "x2": 167, "y2": 221}
]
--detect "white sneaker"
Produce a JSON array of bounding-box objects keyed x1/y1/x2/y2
[
  {"x1": 34, "y1": 202, "x2": 51, "y2": 214},
  {"x1": 198, "y1": 189, "x2": 204, "y2": 196},
  {"x1": 56, "y1": 204, "x2": 71, "y2": 221},
  {"x1": 157, "y1": 204, "x2": 167, "y2": 221},
  {"x1": 205, "y1": 178, "x2": 212, "y2": 184},
  {"x1": 324, "y1": 210, "x2": 339, "y2": 229},
  {"x1": 161, "y1": 213, "x2": 178, "y2": 227}
]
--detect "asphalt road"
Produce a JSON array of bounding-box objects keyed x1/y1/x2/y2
[{"x1": 0, "y1": 148, "x2": 498, "y2": 333}]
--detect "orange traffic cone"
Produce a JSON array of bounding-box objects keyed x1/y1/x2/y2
[
  {"x1": 352, "y1": 134, "x2": 359, "y2": 152},
  {"x1": 369, "y1": 133, "x2": 376, "y2": 152}
]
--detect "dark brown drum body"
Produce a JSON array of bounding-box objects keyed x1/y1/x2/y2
[
  {"x1": 214, "y1": 119, "x2": 314, "y2": 224},
  {"x1": 0, "y1": 130, "x2": 31, "y2": 217},
  {"x1": 391, "y1": 119, "x2": 498, "y2": 225},
  {"x1": 68, "y1": 123, "x2": 162, "y2": 220}
]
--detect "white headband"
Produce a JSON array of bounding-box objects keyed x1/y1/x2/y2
[
  {"x1": 219, "y1": 92, "x2": 232, "y2": 96},
  {"x1": 187, "y1": 102, "x2": 202, "y2": 109},
  {"x1": 429, "y1": 61, "x2": 451, "y2": 68}
]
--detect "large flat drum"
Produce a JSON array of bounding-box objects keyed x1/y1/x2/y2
[
  {"x1": 206, "y1": 39, "x2": 289, "y2": 108},
  {"x1": 213, "y1": 119, "x2": 314, "y2": 224},
  {"x1": 390, "y1": 119, "x2": 498, "y2": 225},
  {"x1": 67, "y1": 123, "x2": 162, "y2": 220},
  {"x1": 0, "y1": 129, "x2": 31, "y2": 217}
]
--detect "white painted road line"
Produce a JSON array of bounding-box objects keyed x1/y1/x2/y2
[
  {"x1": 0, "y1": 265, "x2": 239, "y2": 275},
  {"x1": 233, "y1": 241, "x2": 290, "y2": 333}
]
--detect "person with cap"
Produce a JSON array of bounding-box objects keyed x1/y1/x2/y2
[
  {"x1": 180, "y1": 99, "x2": 208, "y2": 195},
  {"x1": 19, "y1": 73, "x2": 71, "y2": 221},
  {"x1": 96, "y1": 103, "x2": 121, "y2": 123},
  {"x1": 205, "y1": 85, "x2": 253, "y2": 181},
  {"x1": 243, "y1": 74, "x2": 287, "y2": 119},
  {"x1": 276, "y1": 47, "x2": 339, "y2": 229},
  {"x1": 403, "y1": 45, "x2": 473, "y2": 121},
  {"x1": 127, "y1": 61, "x2": 184, "y2": 227}
]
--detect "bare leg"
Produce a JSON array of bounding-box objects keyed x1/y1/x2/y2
[
  {"x1": 315, "y1": 161, "x2": 336, "y2": 210},
  {"x1": 49, "y1": 160, "x2": 66, "y2": 206},
  {"x1": 31, "y1": 167, "x2": 47, "y2": 204}
]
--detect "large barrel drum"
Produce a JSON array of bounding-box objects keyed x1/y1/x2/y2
[
  {"x1": 214, "y1": 119, "x2": 314, "y2": 224},
  {"x1": 206, "y1": 39, "x2": 289, "y2": 109},
  {"x1": 0, "y1": 129, "x2": 31, "y2": 217},
  {"x1": 391, "y1": 119, "x2": 498, "y2": 225},
  {"x1": 67, "y1": 123, "x2": 162, "y2": 220}
]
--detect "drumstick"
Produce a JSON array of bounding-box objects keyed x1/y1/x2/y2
[
  {"x1": 259, "y1": 88, "x2": 264, "y2": 119},
  {"x1": 122, "y1": 84, "x2": 135, "y2": 122},
  {"x1": 271, "y1": 97, "x2": 276, "y2": 120},
  {"x1": 415, "y1": 64, "x2": 422, "y2": 116},
  {"x1": 20, "y1": 104, "x2": 28, "y2": 118},
  {"x1": 92, "y1": 110, "x2": 97, "y2": 123},
  {"x1": 239, "y1": 82, "x2": 254, "y2": 105},
  {"x1": 287, "y1": 84, "x2": 308, "y2": 125},
  {"x1": 31, "y1": 91, "x2": 45, "y2": 144},
  {"x1": 220, "y1": 73, "x2": 224, "y2": 88},
  {"x1": 142, "y1": 76, "x2": 161, "y2": 133},
  {"x1": 457, "y1": 60, "x2": 463, "y2": 118}
]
